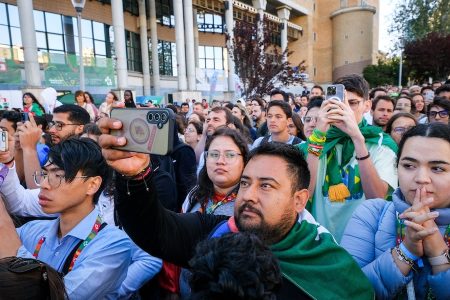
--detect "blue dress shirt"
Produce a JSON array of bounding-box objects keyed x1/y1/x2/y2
[{"x1": 17, "y1": 207, "x2": 132, "y2": 299}]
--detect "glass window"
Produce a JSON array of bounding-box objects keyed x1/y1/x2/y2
[
  {"x1": 95, "y1": 40, "x2": 106, "y2": 55},
  {"x1": 47, "y1": 33, "x2": 64, "y2": 51},
  {"x1": 93, "y1": 22, "x2": 105, "y2": 41},
  {"x1": 81, "y1": 19, "x2": 92, "y2": 38},
  {"x1": 199, "y1": 59, "x2": 205, "y2": 69},
  {"x1": 0, "y1": 25, "x2": 10, "y2": 45},
  {"x1": 198, "y1": 46, "x2": 205, "y2": 58},
  {"x1": 36, "y1": 32, "x2": 47, "y2": 49},
  {"x1": 10, "y1": 27, "x2": 22, "y2": 46},
  {"x1": 206, "y1": 59, "x2": 214, "y2": 69},
  {"x1": 205, "y1": 47, "x2": 214, "y2": 59},
  {"x1": 34, "y1": 11, "x2": 46, "y2": 31},
  {"x1": 0, "y1": 3, "x2": 7, "y2": 25},
  {"x1": 45, "y1": 13, "x2": 63, "y2": 34},
  {"x1": 7, "y1": 5, "x2": 20, "y2": 27},
  {"x1": 82, "y1": 37, "x2": 94, "y2": 53}
]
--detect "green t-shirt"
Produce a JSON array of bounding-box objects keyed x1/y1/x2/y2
[{"x1": 311, "y1": 142, "x2": 398, "y2": 242}]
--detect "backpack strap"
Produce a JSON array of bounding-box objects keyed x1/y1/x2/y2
[{"x1": 60, "y1": 222, "x2": 107, "y2": 276}]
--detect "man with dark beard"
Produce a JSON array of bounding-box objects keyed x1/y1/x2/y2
[{"x1": 98, "y1": 119, "x2": 375, "y2": 299}]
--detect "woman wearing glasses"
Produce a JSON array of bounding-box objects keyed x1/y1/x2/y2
[
  {"x1": 182, "y1": 127, "x2": 249, "y2": 216},
  {"x1": 428, "y1": 97, "x2": 450, "y2": 125},
  {"x1": 301, "y1": 96, "x2": 324, "y2": 138},
  {"x1": 385, "y1": 112, "x2": 418, "y2": 145}
]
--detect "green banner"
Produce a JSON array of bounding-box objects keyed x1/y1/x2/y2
[
  {"x1": 44, "y1": 52, "x2": 116, "y2": 88},
  {"x1": 0, "y1": 48, "x2": 23, "y2": 84}
]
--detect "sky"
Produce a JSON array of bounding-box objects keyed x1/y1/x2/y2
[{"x1": 378, "y1": 0, "x2": 399, "y2": 53}]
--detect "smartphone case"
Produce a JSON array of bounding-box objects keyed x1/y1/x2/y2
[
  {"x1": 326, "y1": 84, "x2": 345, "y2": 102},
  {"x1": 0, "y1": 131, "x2": 8, "y2": 152},
  {"x1": 110, "y1": 108, "x2": 175, "y2": 155}
]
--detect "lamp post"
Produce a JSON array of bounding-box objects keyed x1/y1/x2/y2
[
  {"x1": 398, "y1": 38, "x2": 404, "y2": 88},
  {"x1": 71, "y1": 0, "x2": 86, "y2": 91}
]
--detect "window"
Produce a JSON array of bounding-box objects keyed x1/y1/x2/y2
[
  {"x1": 197, "y1": 12, "x2": 223, "y2": 33},
  {"x1": 156, "y1": 0, "x2": 175, "y2": 27},
  {"x1": 157, "y1": 40, "x2": 177, "y2": 76},
  {"x1": 126, "y1": 31, "x2": 142, "y2": 72},
  {"x1": 198, "y1": 46, "x2": 225, "y2": 70}
]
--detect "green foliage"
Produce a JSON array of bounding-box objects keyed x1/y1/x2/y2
[
  {"x1": 362, "y1": 57, "x2": 403, "y2": 87},
  {"x1": 391, "y1": 0, "x2": 450, "y2": 46}
]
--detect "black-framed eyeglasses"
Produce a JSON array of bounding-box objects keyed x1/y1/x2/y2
[
  {"x1": 48, "y1": 121, "x2": 82, "y2": 131},
  {"x1": 302, "y1": 116, "x2": 318, "y2": 124},
  {"x1": 205, "y1": 150, "x2": 242, "y2": 163},
  {"x1": 33, "y1": 170, "x2": 89, "y2": 188},
  {"x1": 429, "y1": 110, "x2": 449, "y2": 119}
]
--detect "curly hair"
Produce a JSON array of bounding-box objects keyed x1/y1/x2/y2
[{"x1": 189, "y1": 232, "x2": 282, "y2": 300}]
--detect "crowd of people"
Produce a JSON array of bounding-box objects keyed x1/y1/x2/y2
[{"x1": 0, "y1": 74, "x2": 449, "y2": 299}]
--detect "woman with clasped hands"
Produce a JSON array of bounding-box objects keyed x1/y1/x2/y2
[{"x1": 341, "y1": 123, "x2": 450, "y2": 299}]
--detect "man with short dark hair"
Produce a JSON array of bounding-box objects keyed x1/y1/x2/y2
[
  {"x1": 298, "y1": 74, "x2": 398, "y2": 241},
  {"x1": 49, "y1": 104, "x2": 91, "y2": 145},
  {"x1": 369, "y1": 87, "x2": 387, "y2": 101},
  {"x1": 0, "y1": 138, "x2": 132, "y2": 299},
  {"x1": 251, "y1": 100, "x2": 302, "y2": 149},
  {"x1": 97, "y1": 133, "x2": 375, "y2": 299},
  {"x1": 251, "y1": 98, "x2": 268, "y2": 138},
  {"x1": 310, "y1": 85, "x2": 324, "y2": 97},
  {"x1": 435, "y1": 84, "x2": 450, "y2": 101},
  {"x1": 193, "y1": 102, "x2": 204, "y2": 118},
  {"x1": 371, "y1": 95, "x2": 395, "y2": 130},
  {"x1": 270, "y1": 89, "x2": 288, "y2": 102}
]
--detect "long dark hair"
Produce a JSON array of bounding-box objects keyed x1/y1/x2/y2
[
  {"x1": 187, "y1": 128, "x2": 249, "y2": 212},
  {"x1": 23, "y1": 92, "x2": 45, "y2": 113},
  {"x1": 397, "y1": 123, "x2": 450, "y2": 166}
]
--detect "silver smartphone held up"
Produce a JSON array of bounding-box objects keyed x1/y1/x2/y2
[
  {"x1": 326, "y1": 84, "x2": 345, "y2": 102},
  {"x1": 0, "y1": 131, "x2": 8, "y2": 152},
  {"x1": 110, "y1": 108, "x2": 175, "y2": 155}
]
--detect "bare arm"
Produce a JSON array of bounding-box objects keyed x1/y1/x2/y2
[
  {"x1": 17, "y1": 115, "x2": 43, "y2": 189},
  {"x1": 0, "y1": 199, "x2": 22, "y2": 258}
]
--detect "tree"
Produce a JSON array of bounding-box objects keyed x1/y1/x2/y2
[
  {"x1": 363, "y1": 56, "x2": 404, "y2": 87},
  {"x1": 227, "y1": 19, "x2": 305, "y2": 98},
  {"x1": 390, "y1": 0, "x2": 450, "y2": 46},
  {"x1": 403, "y1": 32, "x2": 450, "y2": 82}
]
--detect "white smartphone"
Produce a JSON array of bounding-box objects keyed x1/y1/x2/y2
[
  {"x1": 0, "y1": 131, "x2": 8, "y2": 152},
  {"x1": 326, "y1": 84, "x2": 345, "y2": 102}
]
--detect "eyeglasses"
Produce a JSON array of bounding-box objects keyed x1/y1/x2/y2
[
  {"x1": 33, "y1": 170, "x2": 89, "y2": 188},
  {"x1": 185, "y1": 127, "x2": 197, "y2": 133},
  {"x1": 205, "y1": 150, "x2": 242, "y2": 163},
  {"x1": 302, "y1": 116, "x2": 318, "y2": 124},
  {"x1": 48, "y1": 121, "x2": 82, "y2": 131},
  {"x1": 393, "y1": 126, "x2": 414, "y2": 134},
  {"x1": 429, "y1": 110, "x2": 449, "y2": 119}
]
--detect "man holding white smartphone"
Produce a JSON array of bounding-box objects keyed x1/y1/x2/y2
[{"x1": 297, "y1": 74, "x2": 399, "y2": 242}]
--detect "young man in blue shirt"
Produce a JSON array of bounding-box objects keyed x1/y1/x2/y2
[{"x1": 0, "y1": 138, "x2": 133, "y2": 299}]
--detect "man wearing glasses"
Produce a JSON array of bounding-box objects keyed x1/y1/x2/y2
[
  {"x1": 428, "y1": 96, "x2": 450, "y2": 125},
  {"x1": 18, "y1": 104, "x2": 91, "y2": 189},
  {"x1": 298, "y1": 74, "x2": 398, "y2": 242},
  {"x1": 0, "y1": 138, "x2": 132, "y2": 299}
]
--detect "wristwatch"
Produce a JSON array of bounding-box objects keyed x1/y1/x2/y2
[{"x1": 428, "y1": 249, "x2": 450, "y2": 266}]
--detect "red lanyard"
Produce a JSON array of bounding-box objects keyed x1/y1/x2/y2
[{"x1": 33, "y1": 215, "x2": 103, "y2": 272}]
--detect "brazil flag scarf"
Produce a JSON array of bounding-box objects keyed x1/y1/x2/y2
[
  {"x1": 298, "y1": 119, "x2": 397, "y2": 202},
  {"x1": 212, "y1": 212, "x2": 374, "y2": 299},
  {"x1": 270, "y1": 210, "x2": 374, "y2": 299}
]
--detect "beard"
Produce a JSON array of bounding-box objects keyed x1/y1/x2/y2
[{"x1": 235, "y1": 203, "x2": 296, "y2": 245}]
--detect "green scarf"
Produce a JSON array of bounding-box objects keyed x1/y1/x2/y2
[
  {"x1": 270, "y1": 216, "x2": 374, "y2": 299},
  {"x1": 299, "y1": 120, "x2": 397, "y2": 202}
]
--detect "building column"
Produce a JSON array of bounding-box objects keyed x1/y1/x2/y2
[
  {"x1": 149, "y1": 0, "x2": 160, "y2": 96},
  {"x1": 184, "y1": 0, "x2": 196, "y2": 91},
  {"x1": 277, "y1": 6, "x2": 290, "y2": 61},
  {"x1": 17, "y1": 0, "x2": 41, "y2": 88},
  {"x1": 252, "y1": 0, "x2": 267, "y2": 60},
  {"x1": 193, "y1": 8, "x2": 199, "y2": 69},
  {"x1": 111, "y1": 0, "x2": 128, "y2": 91},
  {"x1": 225, "y1": 0, "x2": 235, "y2": 94},
  {"x1": 138, "y1": 0, "x2": 151, "y2": 96},
  {"x1": 173, "y1": 0, "x2": 187, "y2": 91}
]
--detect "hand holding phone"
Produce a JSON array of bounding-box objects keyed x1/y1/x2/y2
[{"x1": 110, "y1": 108, "x2": 175, "y2": 155}]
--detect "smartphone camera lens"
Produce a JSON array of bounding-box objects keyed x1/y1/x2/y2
[
  {"x1": 147, "y1": 112, "x2": 154, "y2": 122},
  {"x1": 161, "y1": 112, "x2": 168, "y2": 123},
  {"x1": 327, "y1": 86, "x2": 336, "y2": 95},
  {"x1": 154, "y1": 113, "x2": 160, "y2": 122}
]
